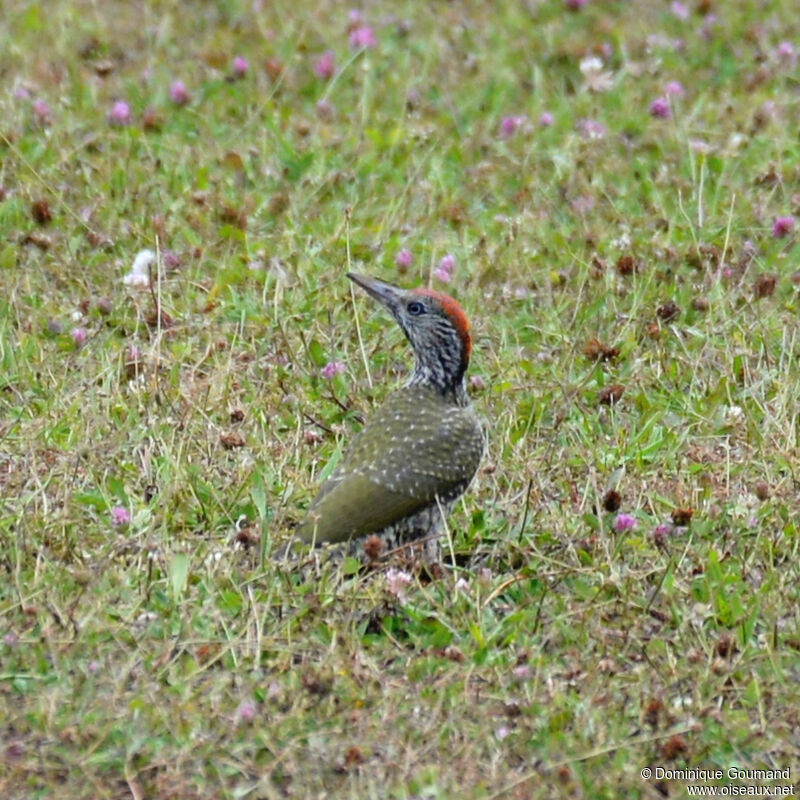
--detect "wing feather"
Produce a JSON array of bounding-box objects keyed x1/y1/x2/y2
[{"x1": 296, "y1": 387, "x2": 483, "y2": 544}]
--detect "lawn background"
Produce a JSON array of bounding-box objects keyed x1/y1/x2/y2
[{"x1": 1, "y1": 1, "x2": 799, "y2": 797}]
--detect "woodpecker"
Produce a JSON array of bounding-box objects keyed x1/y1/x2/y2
[{"x1": 295, "y1": 273, "x2": 484, "y2": 561}]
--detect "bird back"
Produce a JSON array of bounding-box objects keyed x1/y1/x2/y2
[{"x1": 297, "y1": 385, "x2": 484, "y2": 545}]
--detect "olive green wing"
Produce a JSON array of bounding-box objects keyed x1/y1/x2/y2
[
  {"x1": 296, "y1": 389, "x2": 484, "y2": 545},
  {"x1": 296, "y1": 473, "x2": 431, "y2": 545}
]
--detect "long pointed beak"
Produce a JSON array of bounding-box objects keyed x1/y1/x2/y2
[{"x1": 347, "y1": 273, "x2": 403, "y2": 311}]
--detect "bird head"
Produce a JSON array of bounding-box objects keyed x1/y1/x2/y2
[{"x1": 348, "y1": 273, "x2": 472, "y2": 397}]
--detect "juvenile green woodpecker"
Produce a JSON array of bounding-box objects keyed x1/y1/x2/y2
[{"x1": 296, "y1": 273, "x2": 484, "y2": 560}]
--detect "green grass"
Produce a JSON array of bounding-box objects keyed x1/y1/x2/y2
[{"x1": 2, "y1": 0, "x2": 800, "y2": 797}]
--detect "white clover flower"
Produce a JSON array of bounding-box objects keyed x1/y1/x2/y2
[
  {"x1": 580, "y1": 56, "x2": 614, "y2": 92},
  {"x1": 385, "y1": 568, "x2": 413, "y2": 601},
  {"x1": 123, "y1": 249, "x2": 155, "y2": 288},
  {"x1": 579, "y1": 56, "x2": 604, "y2": 75}
]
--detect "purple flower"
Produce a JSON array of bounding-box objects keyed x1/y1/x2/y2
[
  {"x1": 31, "y1": 98, "x2": 52, "y2": 124},
  {"x1": 110, "y1": 505, "x2": 131, "y2": 526},
  {"x1": 3, "y1": 632, "x2": 17, "y2": 646},
  {"x1": 232, "y1": 56, "x2": 248, "y2": 77},
  {"x1": 646, "y1": 33, "x2": 671, "y2": 51},
  {"x1": 314, "y1": 50, "x2": 336, "y2": 79},
  {"x1": 162, "y1": 250, "x2": 181, "y2": 269},
  {"x1": 395, "y1": 248, "x2": 412, "y2": 269},
  {"x1": 613, "y1": 513, "x2": 637, "y2": 532},
  {"x1": 14, "y1": 86, "x2": 30, "y2": 100},
  {"x1": 320, "y1": 361, "x2": 345, "y2": 379},
  {"x1": 71, "y1": 327, "x2": 87, "y2": 347},
  {"x1": 577, "y1": 118, "x2": 605, "y2": 139},
  {"x1": 664, "y1": 80, "x2": 685, "y2": 97},
  {"x1": 434, "y1": 254, "x2": 455, "y2": 282},
  {"x1": 236, "y1": 700, "x2": 257, "y2": 722},
  {"x1": 689, "y1": 139, "x2": 712, "y2": 155},
  {"x1": 349, "y1": 25, "x2": 377, "y2": 49},
  {"x1": 499, "y1": 115, "x2": 525, "y2": 139},
  {"x1": 469, "y1": 375, "x2": 486, "y2": 390},
  {"x1": 651, "y1": 522, "x2": 674, "y2": 544},
  {"x1": 564, "y1": 0, "x2": 588, "y2": 8},
  {"x1": 670, "y1": 1, "x2": 689, "y2": 19},
  {"x1": 650, "y1": 97, "x2": 671, "y2": 118},
  {"x1": 699, "y1": 14, "x2": 718, "y2": 41},
  {"x1": 776, "y1": 41, "x2": 796, "y2": 66},
  {"x1": 772, "y1": 216, "x2": 794, "y2": 238},
  {"x1": 512, "y1": 664, "x2": 532, "y2": 680},
  {"x1": 538, "y1": 111, "x2": 554, "y2": 127},
  {"x1": 653, "y1": 523, "x2": 673, "y2": 536},
  {"x1": 108, "y1": 100, "x2": 131, "y2": 126},
  {"x1": 96, "y1": 297, "x2": 113, "y2": 315},
  {"x1": 169, "y1": 80, "x2": 190, "y2": 105},
  {"x1": 87, "y1": 660, "x2": 101, "y2": 674},
  {"x1": 438, "y1": 253, "x2": 455, "y2": 274}
]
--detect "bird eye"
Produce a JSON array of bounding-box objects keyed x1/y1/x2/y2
[{"x1": 407, "y1": 301, "x2": 425, "y2": 315}]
